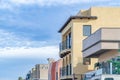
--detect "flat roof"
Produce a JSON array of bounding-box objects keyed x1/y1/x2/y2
[{"x1": 58, "y1": 16, "x2": 97, "y2": 33}]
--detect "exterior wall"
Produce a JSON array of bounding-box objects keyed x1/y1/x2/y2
[
  {"x1": 39, "y1": 64, "x2": 48, "y2": 80},
  {"x1": 91, "y1": 7, "x2": 120, "y2": 27},
  {"x1": 56, "y1": 60, "x2": 62, "y2": 80},
  {"x1": 59, "y1": 7, "x2": 120, "y2": 80},
  {"x1": 51, "y1": 62, "x2": 57, "y2": 80},
  {"x1": 26, "y1": 64, "x2": 48, "y2": 80},
  {"x1": 88, "y1": 58, "x2": 98, "y2": 70},
  {"x1": 61, "y1": 22, "x2": 72, "y2": 36},
  {"x1": 72, "y1": 20, "x2": 98, "y2": 75},
  {"x1": 99, "y1": 50, "x2": 120, "y2": 62},
  {"x1": 48, "y1": 60, "x2": 62, "y2": 80},
  {"x1": 77, "y1": 7, "x2": 120, "y2": 34}
]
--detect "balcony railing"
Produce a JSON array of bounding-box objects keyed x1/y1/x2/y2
[
  {"x1": 84, "y1": 57, "x2": 120, "y2": 80},
  {"x1": 60, "y1": 64, "x2": 72, "y2": 77},
  {"x1": 94, "y1": 57, "x2": 120, "y2": 75},
  {"x1": 59, "y1": 39, "x2": 71, "y2": 52}
]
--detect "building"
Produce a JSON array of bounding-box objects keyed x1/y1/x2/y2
[
  {"x1": 82, "y1": 28, "x2": 120, "y2": 79},
  {"x1": 58, "y1": 7, "x2": 120, "y2": 80},
  {"x1": 56, "y1": 59, "x2": 62, "y2": 80},
  {"x1": 36, "y1": 64, "x2": 48, "y2": 80},
  {"x1": 26, "y1": 64, "x2": 49, "y2": 80},
  {"x1": 48, "y1": 58, "x2": 62, "y2": 80}
]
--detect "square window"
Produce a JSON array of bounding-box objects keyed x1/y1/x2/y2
[
  {"x1": 83, "y1": 58, "x2": 91, "y2": 65},
  {"x1": 83, "y1": 25, "x2": 91, "y2": 36}
]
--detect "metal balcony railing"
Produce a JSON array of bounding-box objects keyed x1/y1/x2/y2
[
  {"x1": 95, "y1": 57, "x2": 120, "y2": 75},
  {"x1": 59, "y1": 39, "x2": 71, "y2": 52},
  {"x1": 60, "y1": 64, "x2": 72, "y2": 77}
]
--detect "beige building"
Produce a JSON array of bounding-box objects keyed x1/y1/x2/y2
[
  {"x1": 26, "y1": 64, "x2": 48, "y2": 80},
  {"x1": 35, "y1": 64, "x2": 48, "y2": 80},
  {"x1": 58, "y1": 7, "x2": 120, "y2": 80}
]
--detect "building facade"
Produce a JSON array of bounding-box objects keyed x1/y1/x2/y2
[
  {"x1": 48, "y1": 58, "x2": 62, "y2": 80},
  {"x1": 26, "y1": 64, "x2": 49, "y2": 80},
  {"x1": 58, "y1": 7, "x2": 120, "y2": 80}
]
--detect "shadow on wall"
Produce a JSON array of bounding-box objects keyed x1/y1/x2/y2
[{"x1": 73, "y1": 62, "x2": 91, "y2": 80}]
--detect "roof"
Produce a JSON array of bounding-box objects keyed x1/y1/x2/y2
[{"x1": 58, "y1": 16, "x2": 97, "y2": 33}]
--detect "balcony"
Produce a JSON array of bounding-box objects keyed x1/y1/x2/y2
[
  {"x1": 59, "y1": 40, "x2": 71, "y2": 58},
  {"x1": 60, "y1": 64, "x2": 72, "y2": 79},
  {"x1": 83, "y1": 28, "x2": 120, "y2": 58},
  {"x1": 85, "y1": 58, "x2": 120, "y2": 79}
]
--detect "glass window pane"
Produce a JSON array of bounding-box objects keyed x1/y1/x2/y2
[{"x1": 83, "y1": 25, "x2": 91, "y2": 36}]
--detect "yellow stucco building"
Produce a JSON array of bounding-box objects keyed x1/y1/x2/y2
[{"x1": 58, "y1": 7, "x2": 120, "y2": 80}]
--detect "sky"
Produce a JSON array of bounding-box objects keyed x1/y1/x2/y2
[{"x1": 0, "y1": 0, "x2": 120, "y2": 80}]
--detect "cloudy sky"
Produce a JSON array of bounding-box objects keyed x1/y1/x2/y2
[{"x1": 0, "y1": 0, "x2": 120, "y2": 80}]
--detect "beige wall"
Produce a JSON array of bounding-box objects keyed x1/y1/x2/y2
[
  {"x1": 99, "y1": 50, "x2": 120, "y2": 62},
  {"x1": 30, "y1": 64, "x2": 48, "y2": 80},
  {"x1": 72, "y1": 20, "x2": 99, "y2": 74}
]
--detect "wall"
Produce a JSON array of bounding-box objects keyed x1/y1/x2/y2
[{"x1": 99, "y1": 50, "x2": 120, "y2": 62}]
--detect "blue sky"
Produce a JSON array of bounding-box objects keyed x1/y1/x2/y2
[{"x1": 0, "y1": 0, "x2": 120, "y2": 80}]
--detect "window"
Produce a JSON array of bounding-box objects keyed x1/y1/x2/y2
[
  {"x1": 83, "y1": 25, "x2": 91, "y2": 36},
  {"x1": 104, "y1": 78, "x2": 114, "y2": 80},
  {"x1": 83, "y1": 58, "x2": 91, "y2": 65},
  {"x1": 66, "y1": 32, "x2": 71, "y2": 49}
]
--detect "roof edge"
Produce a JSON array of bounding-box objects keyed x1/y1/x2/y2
[{"x1": 58, "y1": 16, "x2": 97, "y2": 33}]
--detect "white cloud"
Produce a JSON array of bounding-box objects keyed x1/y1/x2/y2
[
  {"x1": 9, "y1": 0, "x2": 112, "y2": 5},
  {"x1": 0, "y1": 29, "x2": 59, "y2": 59},
  {"x1": 0, "y1": 0, "x2": 112, "y2": 9},
  {"x1": 0, "y1": 46, "x2": 59, "y2": 59},
  {"x1": 0, "y1": 29, "x2": 47, "y2": 48},
  {"x1": 0, "y1": 1, "x2": 12, "y2": 9}
]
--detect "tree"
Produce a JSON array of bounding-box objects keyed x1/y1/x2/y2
[{"x1": 18, "y1": 77, "x2": 23, "y2": 80}]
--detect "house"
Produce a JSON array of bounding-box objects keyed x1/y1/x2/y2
[
  {"x1": 48, "y1": 58, "x2": 62, "y2": 80},
  {"x1": 58, "y1": 7, "x2": 120, "y2": 80}
]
